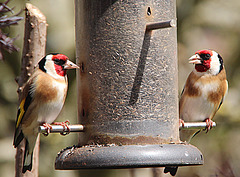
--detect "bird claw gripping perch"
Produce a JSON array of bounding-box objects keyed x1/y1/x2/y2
[
  {"x1": 41, "y1": 120, "x2": 71, "y2": 136},
  {"x1": 52, "y1": 120, "x2": 71, "y2": 136},
  {"x1": 204, "y1": 118, "x2": 214, "y2": 133},
  {"x1": 179, "y1": 119, "x2": 185, "y2": 128},
  {"x1": 42, "y1": 123, "x2": 52, "y2": 136}
]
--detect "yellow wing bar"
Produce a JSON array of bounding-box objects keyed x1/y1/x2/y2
[{"x1": 16, "y1": 98, "x2": 26, "y2": 128}]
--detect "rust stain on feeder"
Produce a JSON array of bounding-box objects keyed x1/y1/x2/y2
[{"x1": 92, "y1": 135, "x2": 169, "y2": 145}]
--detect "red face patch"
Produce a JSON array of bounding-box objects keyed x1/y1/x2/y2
[
  {"x1": 195, "y1": 60, "x2": 211, "y2": 72},
  {"x1": 194, "y1": 50, "x2": 212, "y2": 72},
  {"x1": 54, "y1": 64, "x2": 66, "y2": 76},
  {"x1": 195, "y1": 50, "x2": 213, "y2": 56},
  {"x1": 52, "y1": 54, "x2": 68, "y2": 61},
  {"x1": 52, "y1": 54, "x2": 68, "y2": 76}
]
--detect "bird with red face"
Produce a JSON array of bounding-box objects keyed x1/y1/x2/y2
[
  {"x1": 13, "y1": 53, "x2": 79, "y2": 173},
  {"x1": 179, "y1": 50, "x2": 228, "y2": 142}
]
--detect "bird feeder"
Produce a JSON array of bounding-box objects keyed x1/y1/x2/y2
[{"x1": 54, "y1": 0, "x2": 203, "y2": 174}]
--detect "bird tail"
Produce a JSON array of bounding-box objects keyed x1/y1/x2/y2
[
  {"x1": 22, "y1": 140, "x2": 33, "y2": 173},
  {"x1": 13, "y1": 126, "x2": 24, "y2": 148},
  {"x1": 164, "y1": 166, "x2": 178, "y2": 176},
  {"x1": 180, "y1": 129, "x2": 202, "y2": 143}
]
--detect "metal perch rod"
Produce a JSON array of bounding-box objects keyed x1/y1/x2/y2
[
  {"x1": 39, "y1": 124, "x2": 84, "y2": 134},
  {"x1": 179, "y1": 122, "x2": 216, "y2": 130},
  {"x1": 39, "y1": 121, "x2": 215, "y2": 134},
  {"x1": 146, "y1": 19, "x2": 176, "y2": 31}
]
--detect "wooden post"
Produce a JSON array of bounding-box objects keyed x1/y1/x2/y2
[{"x1": 15, "y1": 3, "x2": 47, "y2": 177}]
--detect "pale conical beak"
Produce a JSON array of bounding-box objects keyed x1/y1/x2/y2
[
  {"x1": 189, "y1": 54, "x2": 202, "y2": 64},
  {"x1": 64, "y1": 60, "x2": 79, "y2": 69}
]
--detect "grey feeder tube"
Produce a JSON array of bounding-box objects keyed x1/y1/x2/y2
[{"x1": 55, "y1": 0, "x2": 203, "y2": 171}]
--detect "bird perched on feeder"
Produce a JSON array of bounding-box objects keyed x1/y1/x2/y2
[
  {"x1": 13, "y1": 53, "x2": 79, "y2": 173},
  {"x1": 179, "y1": 49, "x2": 228, "y2": 142}
]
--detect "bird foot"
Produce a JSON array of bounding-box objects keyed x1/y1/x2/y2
[
  {"x1": 204, "y1": 118, "x2": 213, "y2": 133},
  {"x1": 179, "y1": 119, "x2": 185, "y2": 128},
  {"x1": 52, "y1": 120, "x2": 70, "y2": 136},
  {"x1": 42, "y1": 123, "x2": 52, "y2": 136}
]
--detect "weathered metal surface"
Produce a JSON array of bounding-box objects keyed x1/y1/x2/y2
[
  {"x1": 76, "y1": 0, "x2": 178, "y2": 145},
  {"x1": 56, "y1": 0, "x2": 204, "y2": 171},
  {"x1": 55, "y1": 144, "x2": 203, "y2": 169}
]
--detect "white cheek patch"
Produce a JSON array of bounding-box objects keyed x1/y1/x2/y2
[
  {"x1": 209, "y1": 51, "x2": 221, "y2": 75},
  {"x1": 45, "y1": 58, "x2": 65, "y2": 80},
  {"x1": 193, "y1": 51, "x2": 221, "y2": 76}
]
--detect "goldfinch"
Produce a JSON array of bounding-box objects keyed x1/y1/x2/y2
[
  {"x1": 179, "y1": 50, "x2": 228, "y2": 142},
  {"x1": 13, "y1": 53, "x2": 79, "y2": 173}
]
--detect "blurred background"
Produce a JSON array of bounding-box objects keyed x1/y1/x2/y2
[{"x1": 0, "y1": 0, "x2": 239, "y2": 177}]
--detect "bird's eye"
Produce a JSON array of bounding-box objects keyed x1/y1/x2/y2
[
  {"x1": 205, "y1": 54, "x2": 211, "y2": 58},
  {"x1": 200, "y1": 53, "x2": 211, "y2": 60},
  {"x1": 54, "y1": 59, "x2": 66, "y2": 66}
]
